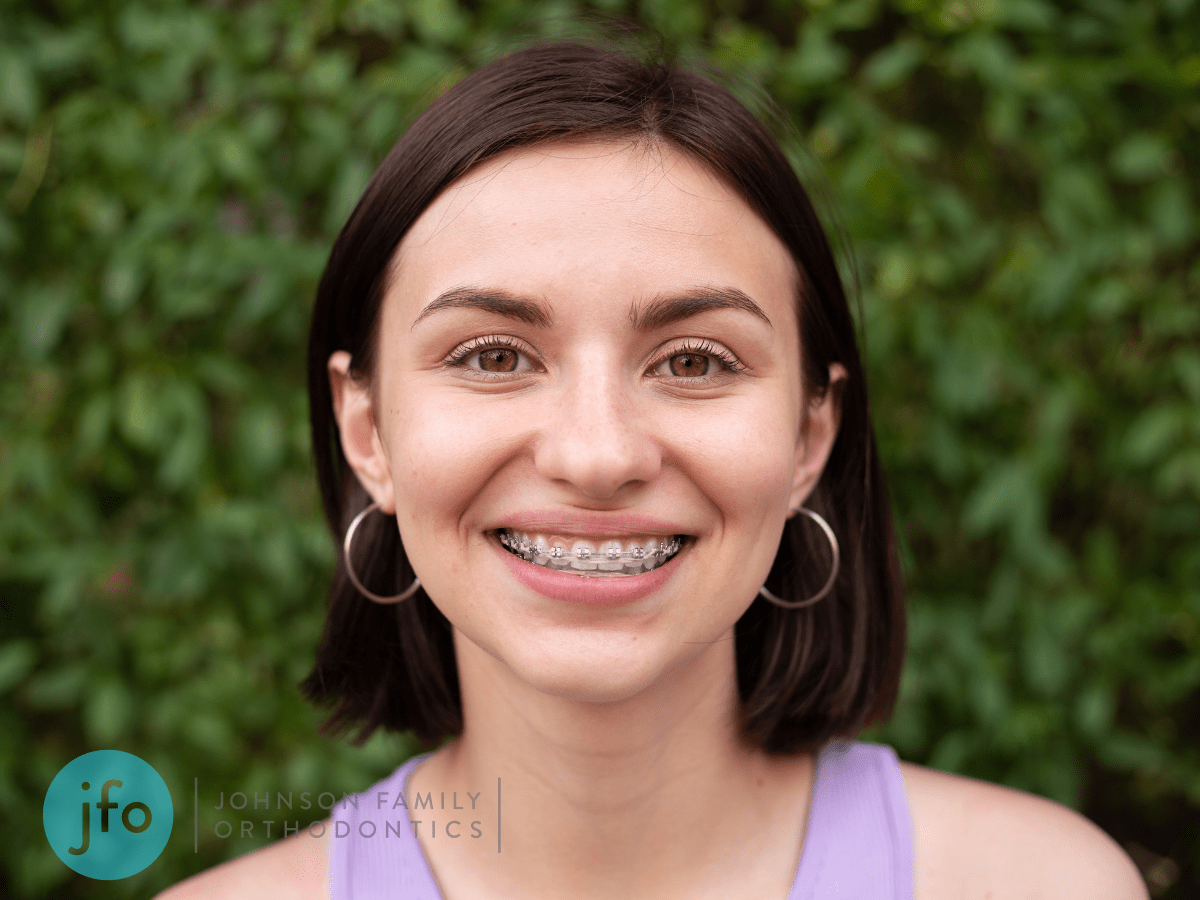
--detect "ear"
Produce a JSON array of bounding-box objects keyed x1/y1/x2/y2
[
  {"x1": 788, "y1": 363, "x2": 848, "y2": 511},
  {"x1": 328, "y1": 350, "x2": 395, "y2": 514}
]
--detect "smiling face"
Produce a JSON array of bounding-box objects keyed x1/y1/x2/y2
[{"x1": 331, "y1": 141, "x2": 842, "y2": 705}]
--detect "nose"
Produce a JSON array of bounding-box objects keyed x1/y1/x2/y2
[{"x1": 533, "y1": 362, "x2": 662, "y2": 501}]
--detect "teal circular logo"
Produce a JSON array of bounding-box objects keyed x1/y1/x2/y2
[{"x1": 43, "y1": 750, "x2": 173, "y2": 880}]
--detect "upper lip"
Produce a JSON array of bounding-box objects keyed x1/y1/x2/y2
[{"x1": 494, "y1": 510, "x2": 693, "y2": 538}]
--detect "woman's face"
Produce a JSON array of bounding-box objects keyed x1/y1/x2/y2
[{"x1": 332, "y1": 142, "x2": 842, "y2": 704}]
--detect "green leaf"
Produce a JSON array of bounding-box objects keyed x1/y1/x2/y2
[
  {"x1": 780, "y1": 27, "x2": 848, "y2": 86},
  {"x1": 962, "y1": 460, "x2": 1038, "y2": 536},
  {"x1": 117, "y1": 372, "x2": 166, "y2": 451},
  {"x1": 862, "y1": 37, "x2": 923, "y2": 90},
  {"x1": 18, "y1": 299, "x2": 68, "y2": 361},
  {"x1": 1110, "y1": 132, "x2": 1172, "y2": 182},
  {"x1": 1124, "y1": 406, "x2": 1182, "y2": 466},
  {"x1": 84, "y1": 679, "x2": 135, "y2": 744},
  {"x1": 0, "y1": 50, "x2": 40, "y2": 124},
  {"x1": 0, "y1": 641, "x2": 37, "y2": 693}
]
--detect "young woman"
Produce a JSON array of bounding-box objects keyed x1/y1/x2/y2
[{"x1": 161, "y1": 41, "x2": 1146, "y2": 900}]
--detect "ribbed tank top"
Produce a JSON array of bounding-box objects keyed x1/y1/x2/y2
[{"x1": 329, "y1": 741, "x2": 914, "y2": 899}]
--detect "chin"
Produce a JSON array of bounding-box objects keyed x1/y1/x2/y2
[
  {"x1": 450, "y1": 585, "x2": 740, "y2": 709},
  {"x1": 500, "y1": 632, "x2": 713, "y2": 706},
  {"x1": 521, "y1": 666, "x2": 660, "y2": 705}
]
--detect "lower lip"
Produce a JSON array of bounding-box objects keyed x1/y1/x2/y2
[{"x1": 491, "y1": 536, "x2": 686, "y2": 606}]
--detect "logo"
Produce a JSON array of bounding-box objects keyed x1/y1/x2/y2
[{"x1": 43, "y1": 750, "x2": 174, "y2": 880}]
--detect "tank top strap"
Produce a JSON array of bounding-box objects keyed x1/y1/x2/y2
[
  {"x1": 787, "y1": 741, "x2": 915, "y2": 900},
  {"x1": 328, "y1": 753, "x2": 441, "y2": 900}
]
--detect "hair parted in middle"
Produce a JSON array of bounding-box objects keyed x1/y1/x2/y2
[{"x1": 303, "y1": 38, "x2": 906, "y2": 754}]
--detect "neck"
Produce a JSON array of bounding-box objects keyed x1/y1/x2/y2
[
  {"x1": 406, "y1": 630, "x2": 814, "y2": 900},
  {"x1": 458, "y1": 626, "x2": 746, "y2": 799}
]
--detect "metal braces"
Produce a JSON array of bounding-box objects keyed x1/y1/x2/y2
[{"x1": 499, "y1": 532, "x2": 682, "y2": 562}]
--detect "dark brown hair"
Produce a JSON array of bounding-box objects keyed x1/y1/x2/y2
[{"x1": 303, "y1": 40, "x2": 905, "y2": 753}]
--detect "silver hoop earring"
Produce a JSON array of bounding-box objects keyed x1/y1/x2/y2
[
  {"x1": 758, "y1": 507, "x2": 840, "y2": 610},
  {"x1": 343, "y1": 501, "x2": 421, "y2": 603}
]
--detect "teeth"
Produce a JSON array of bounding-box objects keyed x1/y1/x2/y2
[
  {"x1": 569, "y1": 541, "x2": 598, "y2": 570},
  {"x1": 597, "y1": 541, "x2": 625, "y2": 570},
  {"x1": 497, "y1": 530, "x2": 683, "y2": 576}
]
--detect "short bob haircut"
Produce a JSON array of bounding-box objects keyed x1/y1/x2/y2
[{"x1": 303, "y1": 40, "x2": 905, "y2": 754}]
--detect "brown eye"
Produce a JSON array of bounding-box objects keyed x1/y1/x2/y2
[
  {"x1": 668, "y1": 353, "x2": 711, "y2": 377},
  {"x1": 477, "y1": 348, "x2": 519, "y2": 372}
]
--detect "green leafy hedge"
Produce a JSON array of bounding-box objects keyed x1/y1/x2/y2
[{"x1": 2, "y1": 0, "x2": 1197, "y2": 896}]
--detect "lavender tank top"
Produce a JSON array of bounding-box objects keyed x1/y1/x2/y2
[{"x1": 329, "y1": 741, "x2": 914, "y2": 899}]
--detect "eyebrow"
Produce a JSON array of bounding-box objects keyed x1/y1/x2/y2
[
  {"x1": 412, "y1": 287, "x2": 553, "y2": 330},
  {"x1": 411, "y1": 285, "x2": 771, "y2": 331},
  {"x1": 629, "y1": 287, "x2": 772, "y2": 331}
]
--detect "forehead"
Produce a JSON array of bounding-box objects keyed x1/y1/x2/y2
[{"x1": 390, "y1": 141, "x2": 799, "y2": 321}]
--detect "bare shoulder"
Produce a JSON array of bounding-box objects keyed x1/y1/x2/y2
[
  {"x1": 154, "y1": 822, "x2": 330, "y2": 900},
  {"x1": 898, "y1": 762, "x2": 1147, "y2": 900}
]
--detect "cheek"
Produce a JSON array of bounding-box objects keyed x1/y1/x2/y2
[
  {"x1": 668, "y1": 394, "x2": 798, "y2": 519},
  {"x1": 384, "y1": 394, "x2": 493, "y2": 530},
  {"x1": 384, "y1": 389, "x2": 542, "y2": 561}
]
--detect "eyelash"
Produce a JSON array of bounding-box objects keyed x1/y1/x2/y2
[
  {"x1": 443, "y1": 335, "x2": 746, "y2": 381},
  {"x1": 648, "y1": 339, "x2": 746, "y2": 380},
  {"x1": 443, "y1": 335, "x2": 537, "y2": 378},
  {"x1": 444, "y1": 335, "x2": 527, "y2": 363}
]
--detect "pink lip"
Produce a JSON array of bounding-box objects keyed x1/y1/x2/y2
[
  {"x1": 496, "y1": 510, "x2": 690, "y2": 538},
  {"x1": 491, "y1": 535, "x2": 686, "y2": 606}
]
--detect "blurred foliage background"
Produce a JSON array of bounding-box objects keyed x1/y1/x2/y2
[{"x1": 1, "y1": 0, "x2": 1198, "y2": 896}]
